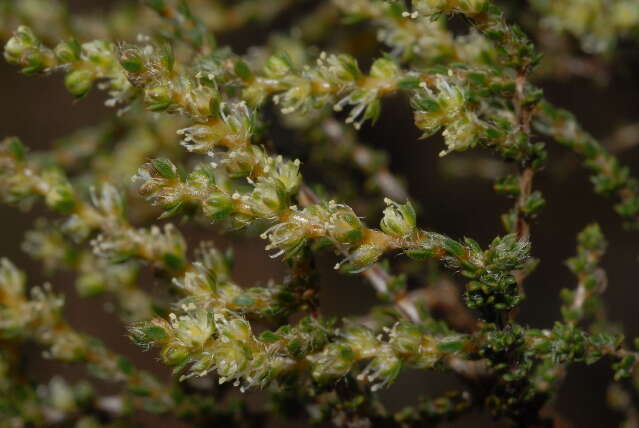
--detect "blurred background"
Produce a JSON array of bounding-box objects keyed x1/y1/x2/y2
[{"x1": 1, "y1": 0, "x2": 639, "y2": 426}]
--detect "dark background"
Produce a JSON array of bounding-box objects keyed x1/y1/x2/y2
[{"x1": 2, "y1": 1, "x2": 639, "y2": 427}]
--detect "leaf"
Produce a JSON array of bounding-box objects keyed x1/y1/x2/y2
[
  {"x1": 437, "y1": 340, "x2": 465, "y2": 353},
  {"x1": 144, "y1": 325, "x2": 169, "y2": 341},
  {"x1": 152, "y1": 159, "x2": 177, "y2": 179}
]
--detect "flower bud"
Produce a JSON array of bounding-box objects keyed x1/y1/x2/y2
[
  {"x1": 242, "y1": 85, "x2": 268, "y2": 107},
  {"x1": 62, "y1": 215, "x2": 92, "y2": 241},
  {"x1": 370, "y1": 57, "x2": 400, "y2": 81},
  {"x1": 380, "y1": 199, "x2": 416, "y2": 237},
  {"x1": 328, "y1": 205, "x2": 364, "y2": 244},
  {"x1": 343, "y1": 326, "x2": 378, "y2": 358},
  {"x1": 223, "y1": 148, "x2": 257, "y2": 178},
  {"x1": 54, "y1": 40, "x2": 81, "y2": 63},
  {"x1": 203, "y1": 192, "x2": 234, "y2": 220},
  {"x1": 362, "y1": 352, "x2": 401, "y2": 390},
  {"x1": 278, "y1": 82, "x2": 311, "y2": 114},
  {"x1": 220, "y1": 318, "x2": 252, "y2": 342},
  {"x1": 49, "y1": 377, "x2": 77, "y2": 413},
  {"x1": 4, "y1": 26, "x2": 38, "y2": 64},
  {"x1": 214, "y1": 342, "x2": 250, "y2": 381},
  {"x1": 130, "y1": 321, "x2": 170, "y2": 346},
  {"x1": 65, "y1": 69, "x2": 94, "y2": 97},
  {"x1": 250, "y1": 182, "x2": 287, "y2": 218},
  {"x1": 42, "y1": 169, "x2": 76, "y2": 213},
  {"x1": 440, "y1": 113, "x2": 479, "y2": 157},
  {"x1": 75, "y1": 272, "x2": 106, "y2": 297},
  {"x1": 48, "y1": 330, "x2": 88, "y2": 361},
  {"x1": 91, "y1": 183, "x2": 125, "y2": 218},
  {"x1": 145, "y1": 85, "x2": 173, "y2": 111},
  {"x1": 272, "y1": 158, "x2": 302, "y2": 194},
  {"x1": 322, "y1": 54, "x2": 362, "y2": 83},
  {"x1": 198, "y1": 244, "x2": 234, "y2": 281},
  {"x1": 263, "y1": 221, "x2": 307, "y2": 257},
  {"x1": 308, "y1": 343, "x2": 355, "y2": 383},
  {"x1": 413, "y1": 77, "x2": 467, "y2": 139},
  {"x1": 389, "y1": 322, "x2": 424, "y2": 356},
  {"x1": 172, "y1": 310, "x2": 215, "y2": 348},
  {"x1": 264, "y1": 54, "x2": 292, "y2": 78},
  {"x1": 0, "y1": 258, "x2": 26, "y2": 297},
  {"x1": 119, "y1": 47, "x2": 143, "y2": 73},
  {"x1": 337, "y1": 243, "x2": 384, "y2": 273},
  {"x1": 161, "y1": 345, "x2": 190, "y2": 367}
]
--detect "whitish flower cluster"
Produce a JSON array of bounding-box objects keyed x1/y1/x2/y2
[
  {"x1": 22, "y1": 219, "x2": 147, "y2": 310},
  {"x1": 532, "y1": 0, "x2": 639, "y2": 53},
  {"x1": 4, "y1": 26, "x2": 131, "y2": 103},
  {"x1": 412, "y1": 76, "x2": 482, "y2": 157},
  {"x1": 1, "y1": 139, "x2": 189, "y2": 272},
  {"x1": 135, "y1": 157, "x2": 531, "y2": 316},
  {"x1": 171, "y1": 242, "x2": 309, "y2": 320},
  {"x1": 0, "y1": 0, "x2": 299, "y2": 54},
  {"x1": 334, "y1": 0, "x2": 500, "y2": 68},
  {"x1": 0, "y1": 259, "x2": 180, "y2": 412},
  {"x1": 131, "y1": 305, "x2": 469, "y2": 391}
]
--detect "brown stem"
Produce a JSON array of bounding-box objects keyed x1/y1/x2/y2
[{"x1": 511, "y1": 67, "x2": 537, "y2": 298}]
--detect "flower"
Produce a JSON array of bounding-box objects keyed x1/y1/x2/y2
[{"x1": 380, "y1": 198, "x2": 417, "y2": 237}]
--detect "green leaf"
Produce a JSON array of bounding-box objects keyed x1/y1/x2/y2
[
  {"x1": 437, "y1": 340, "x2": 465, "y2": 353},
  {"x1": 159, "y1": 201, "x2": 185, "y2": 219},
  {"x1": 163, "y1": 253, "x2": 185, "y2": 272},
  {"x1": 116, "y1": 356, "x2": 134, "y2": 375},
  {"x1": 398, "y1": 76, "x2": 421, "y2": 89},
  {"x1": 145, "y1": 0, "x2": 166, "y2": 11},
  {"x1": 151, "y1": 159, "x2": 177, "y2": 179},
  {"x1": 259, "y1": 331, "x2": 280, "y2": 343},
  {"x1": 287, "y1": 339, "x2": 303, "y2": 357},
  {"x1": 144, "y1": 325, "x2": 168, "y2": 341},
  {"x1": 234, "y1": 60, "x2": 253, "y2": 80},
  {"x1": 120, "y1": 47, "x2": 143, "y2": 73},
  {"x1": 233, "y1": 294, "x2": 256, "y2": 307},
  {"x1": 443, "y1": 239, "x2": 465, "y2": 258},
  {"x1": 405, "y1": 246, "x2": 436, "y2": 260},
  {"x1": 6, "y1": 137, "x2": 26, "y2": 161}
]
